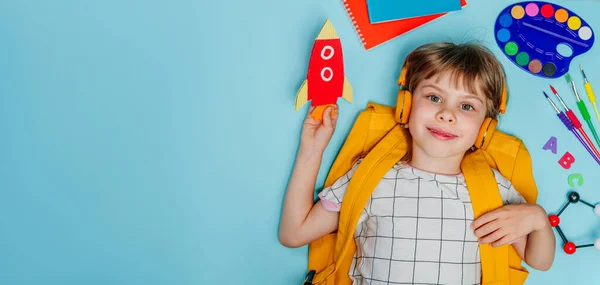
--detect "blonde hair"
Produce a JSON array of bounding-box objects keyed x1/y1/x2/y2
[
  {"x1": 403, "y1": 42, "x2": 507, "y2": 119},
  {"x1": 399, "y1": 42, "x2": 508, "y2": 162}
]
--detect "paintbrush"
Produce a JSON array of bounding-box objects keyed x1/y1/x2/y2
[
  {"x1": 580, "y1": 65, "x2": 600, "y2": 122},
  {"x1": 543, "y1": 91, "x2": 600, "y2": 165},
  {"x1": 550, "y1": 85, "x2": 600, "y2": 161},
  {"x1": 564, "y1": 73, "x2": 600, "y2": 149}
]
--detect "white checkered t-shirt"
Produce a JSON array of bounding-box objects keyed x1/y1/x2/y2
[{"x1": 318, "y1": 159, "x2": 526, "y2": 285}]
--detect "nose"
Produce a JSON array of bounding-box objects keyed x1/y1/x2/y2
[{"x1": 436, "y1": 107, "x2": 456, "y2": 123}]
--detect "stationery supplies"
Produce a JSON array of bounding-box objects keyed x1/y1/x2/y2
[
  {"x1": 342, "y1": 0, "x2": 467, "y2": 50},
  {"x1": 366, "y1": 0, "x2": 463, "y2": 24}
]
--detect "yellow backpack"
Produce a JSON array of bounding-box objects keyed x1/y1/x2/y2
[{"x1": 304, "y1": 102, "x2": 538, "y2": 285}]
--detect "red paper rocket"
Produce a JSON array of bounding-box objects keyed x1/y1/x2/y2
[{"x1": 295, "y1": 19, "x2": 353, "y2": 121}]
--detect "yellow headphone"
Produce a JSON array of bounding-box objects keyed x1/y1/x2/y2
[{"x1": 394, "y1": 65, "x2": 507, "y2": 150}]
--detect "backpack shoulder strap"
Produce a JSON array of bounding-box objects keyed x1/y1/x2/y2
[
  {"x1": 462, "y1": 150, "x2": 510, "y2": 284},
  {"x1": 332, "y1": 125, "x2": 409, "y2": 284},
  {"x1": 324, "y1": 102, "x2": 396, "y2": 188},
  {"x1": 464, "y1": 130, "x2": 538, "y2": 285},
  {"x1": 484, "y1": 130, "x2": 538, "y2": 204},
  {"x1": 481, "y1": 130, "x2": 538, "y2": 284},
  {"x1": 309, "y1": 102, "x2": 399, "y2": 284}
]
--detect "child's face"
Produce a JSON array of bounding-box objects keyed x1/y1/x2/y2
[{"x1": 408, "y1": 72, "x2": 488, "y2": 162}]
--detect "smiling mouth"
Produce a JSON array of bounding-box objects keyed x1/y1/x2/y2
[{"x1": 427, "y1": 127, "x2": 457, "y2": 140}]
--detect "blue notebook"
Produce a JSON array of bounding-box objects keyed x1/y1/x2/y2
[{"x1": 366, "y1": 0, "x2": 463, "y2": 24}]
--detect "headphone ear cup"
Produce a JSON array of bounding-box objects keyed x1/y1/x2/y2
[
  {"x1": 395, "y1": 89, "x2": 412, "y2": 125},
  {"x1": 498, "y1": 84, "x2": 508, "y2": 114},
  {"x1": 474, "y1": 117, "x2": 498, "y2": 150}
]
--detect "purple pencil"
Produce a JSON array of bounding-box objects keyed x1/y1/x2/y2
[{"x1": 543, "y1": 91, "x2": 600, "y2": 165}]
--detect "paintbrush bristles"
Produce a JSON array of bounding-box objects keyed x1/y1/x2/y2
[
  {"x1": 543, "y1": 91, "x2": 560, "y2": 113},
  {"x1": 581, "y1": 65, "x2": 589, "y2": 83},
  {"x1": 565, "y1": 73, "x2": 582, "y2": 101},
  {"x1": 565, "y1": 73, "x2": 572, "y2": 83},
  {"x1": 550, "y1": 85, "x2": 570, "y2": 110}
]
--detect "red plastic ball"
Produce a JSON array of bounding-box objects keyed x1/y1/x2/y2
[
  {"x1": 548, "y1": 214, "x2": 560, "y2": 227},
  {"x1": 564, "y1": 242, "x2": 576, "y2": 254}
]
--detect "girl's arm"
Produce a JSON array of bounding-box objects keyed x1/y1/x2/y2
[
  {"x1": 278, "y1": 106, "x2": 340, "y2": 248},
  {"x1": 471, "y1": 203, "x2": 556, "y2": 271},
  {"x1": 278, "y1": 148, "x2": 340, "y2": 248},
  {"x1": 511, "y1": 214, "x2": 555, "y2": 271}
]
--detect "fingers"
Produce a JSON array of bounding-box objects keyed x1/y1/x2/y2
[
  {"x1": 307, "y1": 106, "x2": 316, "y2": 117},
  {"x1": 306, "y1": 104, "x2": 339, "y2": 129},
  {"x1": 305, "y1": 106, "x2": 316, "y2": 122},
  {"x1": 305, "y1": 106, "x2": 317, "y2": 122},
  {"x1": 331, "y1": 105, "x2": 339, "y2": 129},
  {"x1": 322, "y1": 106, "x2": 333, "y2": 129},
  {"x1": 473, "y1": 220, "x2": 500, "y2": 239},
  {"x1": 471, "y1": 210, "x2": 500, "y2": 230},
  {"x1": 478, "y1": 228, "x2": 507, "y2": 245},
  {"x1": 490, "y1": 234, "x2": 518, "y2": 248}
]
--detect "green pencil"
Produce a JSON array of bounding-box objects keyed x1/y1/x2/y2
[{"x1": 565, "y1": 73, "x2": 600, "y2": 149}]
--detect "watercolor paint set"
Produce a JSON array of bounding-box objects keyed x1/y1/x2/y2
[{"x1": 494, "y1": 1, "x2": 594, "y2": 79}]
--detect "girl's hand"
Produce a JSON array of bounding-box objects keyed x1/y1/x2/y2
[
  {"x1": 470, "y1": 204, "x2": 550, "y2": 247},
  {"x1": 300, "y1": 105, "x2": 338, "y2": 154}
]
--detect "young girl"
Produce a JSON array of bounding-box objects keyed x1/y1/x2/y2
[{"x1": 279, "y1": 42, "x2": 555, "y2": 284}]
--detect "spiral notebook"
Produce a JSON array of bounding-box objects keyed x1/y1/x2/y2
[{"x1": 343, "y1": 0, "x2": 467, "y2": 50}]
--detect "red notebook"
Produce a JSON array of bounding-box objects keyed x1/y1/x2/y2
[{"x1": 343, "y1": 0, "x2": 467, "y2": 50}]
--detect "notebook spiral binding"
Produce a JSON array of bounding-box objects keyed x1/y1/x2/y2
[{"x1": 342, "y1": 0, "x2": 366, "y2": 47}]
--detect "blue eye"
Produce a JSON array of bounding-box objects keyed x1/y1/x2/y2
[
  {"x1": 428, "y1": 95, "x2": 441, "y2": 103},
  {"x1": 461, "y1": 104, "x2": 474, "y2": 111}
]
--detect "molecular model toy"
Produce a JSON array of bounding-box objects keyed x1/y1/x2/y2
[{"x1": 548, "y1": 191, "x2": 600, "y2": 254}]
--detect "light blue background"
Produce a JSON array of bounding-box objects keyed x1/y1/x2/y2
[{"x1": 1, "y1": 0, "x2": 599, "y2": 284}]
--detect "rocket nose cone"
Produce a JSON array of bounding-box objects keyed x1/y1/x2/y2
[{"x1": 317, "y1": 19, "x2": 339, "y2": 40}]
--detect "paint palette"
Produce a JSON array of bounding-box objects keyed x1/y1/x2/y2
[{"x1": 494, "y1": 2, "x2": 594, "y2": 79}]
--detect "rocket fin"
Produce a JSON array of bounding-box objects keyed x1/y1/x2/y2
[
  {"x1": 295, "y1": 80, "x2": 309, "y2": 111},
  {"x1": 342, "y1": 76, "x2": 353, "y2": 103}
]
